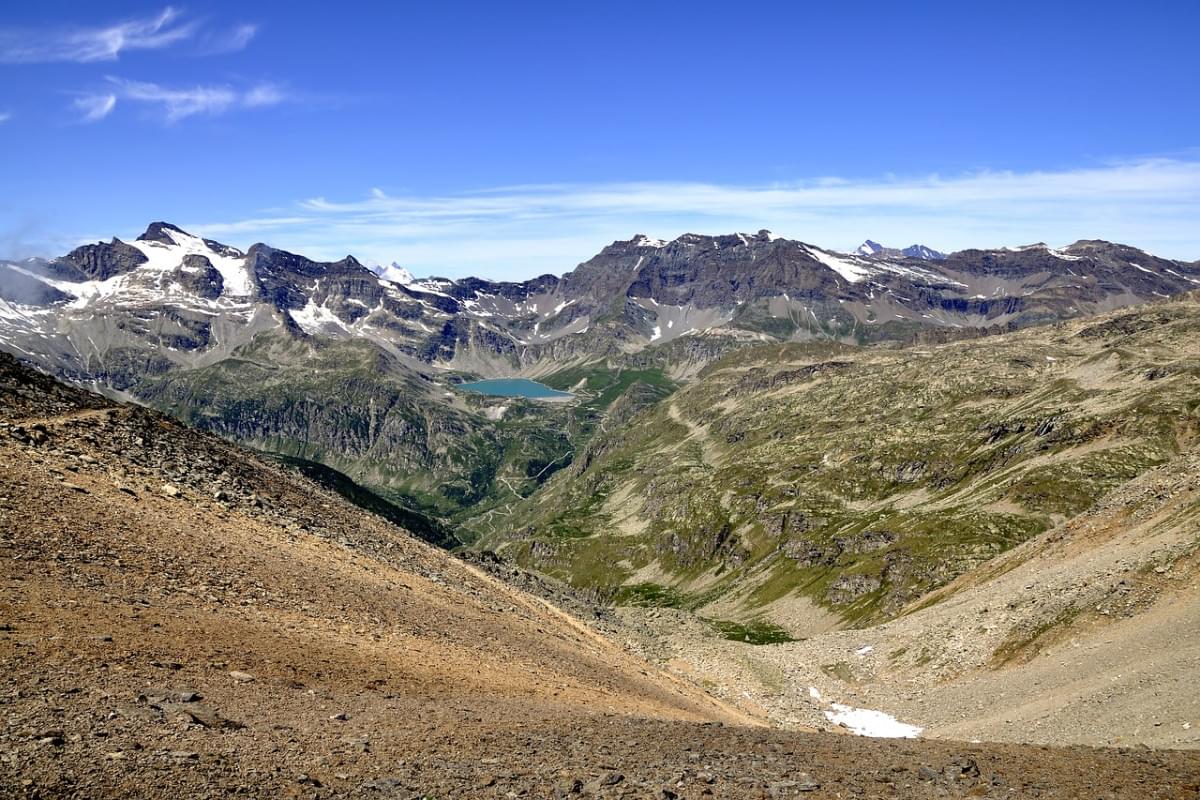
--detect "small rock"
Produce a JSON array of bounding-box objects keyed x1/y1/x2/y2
[
  {"x1": 161, "y1": 483, "x2": 180, "y2": 498},
  {"x1": 141, "y1": 688, "x2": 201, "y2": 704},
  {"x1": 600, "y1": 772, "x2": 624, "y2": 786},
  {"x1": 329, "y1": 712, "x2": 349, "y2": 721},
  {"x1": 796, "y1": 773, "x2": 821, "y2": 792},
  {"x1": 228, "y1": 670, "x2": 255, "y2": 683},
  {"x1": 160, "y1": 703, "x2": 243, "y2": 730},
  {"x1": 556, "y1": 778, "x2": 583, "y2": 796}
]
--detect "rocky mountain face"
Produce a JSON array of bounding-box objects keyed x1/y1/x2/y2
[
  {"x1": 0, "y1": 222, "x2": 1197, "y2": 527},
  {"x1": 476, "y1": 293, "x2": 1200, "y2": 634}
]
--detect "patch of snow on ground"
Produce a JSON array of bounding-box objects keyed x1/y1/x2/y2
[
  {"x1": 650, "y1": 325, "x2": 662, "y2": 341},
  {"x1": 1130, "y1": 262, "x2": 1154, "y2": 274},
  {"x1": 290, "y1": 298, "x2": 345, "y2": 335},
  {"x1": 824, "y1": 704, "x2": 923, "y2": 738},
  {"x1": 1046, "y1": 247, "x2": 1083, "y2": 261}
]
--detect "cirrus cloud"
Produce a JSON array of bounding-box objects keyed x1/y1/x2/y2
[
  {"x1": 92, "y1": 77, "x2": 287, "y2": 123},
  {"x1": 0, "y1": 7, "x2": 259, "y2": 64},
  {"x1": 0, "y1": 7, "x2": 197, "y2": 64},
  {"x1": 73, "y1": 93, "x2": 117, "y2": 123}
]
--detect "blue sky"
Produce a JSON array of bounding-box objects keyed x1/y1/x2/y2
[{"x1": 1, "y1": 1, "x2": 1198, "y2": 278}]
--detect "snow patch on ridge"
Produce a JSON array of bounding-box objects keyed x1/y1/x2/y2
[
  {"x1": 290, "y1": 296, "x2": 346, "y2": 335},
  {"x1": 804, "y1": 246, "x2": 871, "y2": 282}
]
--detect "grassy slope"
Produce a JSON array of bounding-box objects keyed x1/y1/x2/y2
[
  {"x1": 480, "y1": 296, "x2": 1200, "y2": 629},
  {"x1": 133, "y1": 332, "x2": 683, "y2": 536}
]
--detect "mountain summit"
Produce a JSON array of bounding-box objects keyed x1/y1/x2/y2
[{"x1": 853, "y1": 240, "x2": 947, "y2": 260}]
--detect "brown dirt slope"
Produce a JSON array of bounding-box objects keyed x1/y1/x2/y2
[{"x1": 2, "y1": 351, "x2": 1199, "y2": 798}]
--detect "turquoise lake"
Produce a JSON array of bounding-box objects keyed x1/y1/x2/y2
[{"x1": 458, "y1": 378, "x2": 573, "y2": 399}]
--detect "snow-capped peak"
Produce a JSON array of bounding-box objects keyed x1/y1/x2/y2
[
  {"x1": 124, "y1": 225, "x2": 255, "y2": 296},
  {"x1": 370, "y1": 262, "x2": 416, "y2": 285},
  {"x1": 854, "y1": 240, "x2": 946, "y2": 261},
  {"x1": 901, "y1": 244, "x2": 947, "y2": 261}
]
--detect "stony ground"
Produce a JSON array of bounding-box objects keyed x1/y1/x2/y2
[{"x1": 3, "y1": 352, "x2": 1200, "y2": 798}]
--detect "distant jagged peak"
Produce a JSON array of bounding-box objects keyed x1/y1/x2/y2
[
  {"x1": 901, "y1": 244, "x2": 946, "y2": 261},
  {"x1": 369, "y1": 261, "x2": 417, "y2": 285},
  {"x1": 854, "y1": 239, "x2": 946, "y2": 260},
  {"x1": 137, "y1": 221, "x2": 192, "y2": 244},
  {"x1": 133, "y1": 221, "x2": 244, "y2": 259}
]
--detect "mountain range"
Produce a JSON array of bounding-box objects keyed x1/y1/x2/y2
[
  {"x1": 1, "y1": 222, "x2": 1197, "y2": 531},
  {"x1": 3, "y1": 222, "x2": 1200, "y2": 762}
]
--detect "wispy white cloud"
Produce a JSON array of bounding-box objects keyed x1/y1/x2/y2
[
  {"x1": 198, "y1": 23, "x2": 258, "y2": 55},
  {"x1": 190, "y1": 158, "x2": 1200, "y2": 280},
  {"x1": 242, "y1": 83, "x2": 284, "y2": 108},
  {"x1": 0, "y1": 8, "x2": 258, "y2": 64},
  {"x1": 0, "y1": 7, "x2": 196, "y2": 64},
  {"x1": 73, "y1": 93, "x2": 117, "y2": 123},
  {"x1": 103, "y1": 77, "x2": 285, "y2": 122},
  {"x1": 0, "y1": 111, "x2": 11, "y2": 124}
]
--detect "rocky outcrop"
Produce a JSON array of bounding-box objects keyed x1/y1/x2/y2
[
  {"x1": 177, "y1": 254, "x2": 224, "y2": 300},
  {"x1": 59, "y1": 238, "x2": 148, "y2": 281}
]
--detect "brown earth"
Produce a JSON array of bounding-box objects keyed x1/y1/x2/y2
[{"x1": 2, "y1": 351, "x2": 1199, "y2": 798}]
